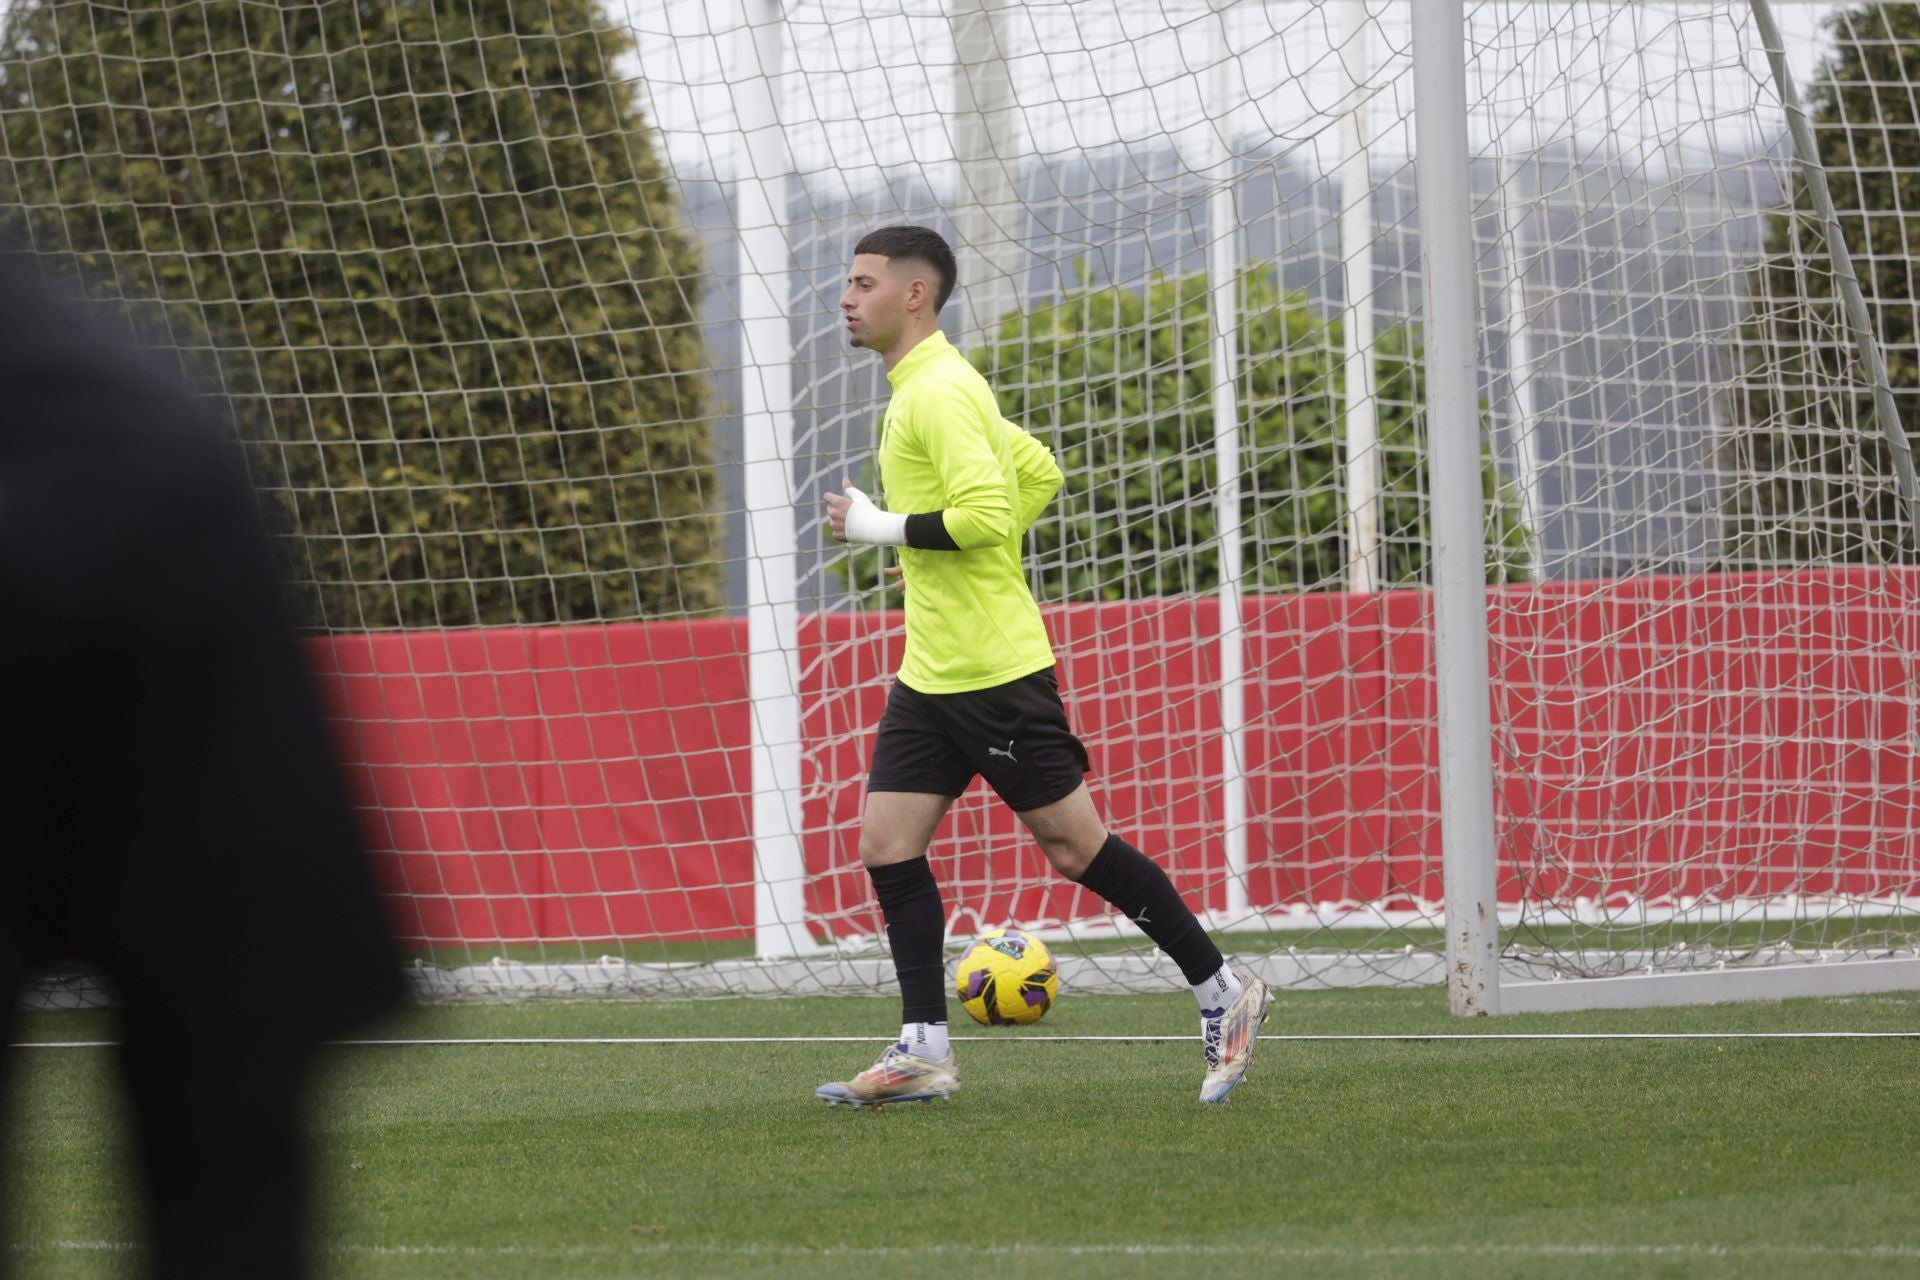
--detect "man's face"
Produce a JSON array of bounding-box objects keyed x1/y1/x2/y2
[{"x1": 840, "y1": 253, "x2": 920, "y2": 351}]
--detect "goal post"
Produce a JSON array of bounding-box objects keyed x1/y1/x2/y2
[
  {"x1": 1418, "y1": 0, "x2": 1920, "y2": 1015},
  {"x1": 728, "y1": 0, "x2": 820, "y2": 960},
  {"x1": 1413, "y1": 0, "x2": 1503, "y2": 1016},
  {"x1": 6, "y1": 0, "x2": 1920, "y2": 1011},
  {"x1": 1467, "y1": 0, "x2": 1920, "y2": 1011}
]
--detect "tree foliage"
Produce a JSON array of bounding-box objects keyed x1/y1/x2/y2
[
  {"x1": 838, "y1": 270, "x2": 1526, "y2": 605},
  {"x1": 1722, "y1": 3, "x2": 1920, "y2": 566},
  {"x1": 0, "y1": 0, "x2": 721, "y2": 628}
]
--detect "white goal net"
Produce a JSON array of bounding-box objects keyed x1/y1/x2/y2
[{"x1": 5, "y1": 0, "x2": 1918, "y2": 1007}]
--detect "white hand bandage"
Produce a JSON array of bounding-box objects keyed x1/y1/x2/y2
[{"x1": 842, "y1": 484, "x2": 910, "y2": 546}]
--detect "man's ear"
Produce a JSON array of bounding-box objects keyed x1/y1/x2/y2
[{"x1": 905, "y1": 275, "x2": 929, "y2": 313}]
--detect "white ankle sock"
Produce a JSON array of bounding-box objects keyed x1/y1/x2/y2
[
  {"x1": 1191, "y1": 965, "x2": 1242, "y2": 1019},
  {"x1": 900, "y1": 1021, "x2": 950, "y2": 1060}
]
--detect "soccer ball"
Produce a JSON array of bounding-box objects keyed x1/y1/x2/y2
[{"x1": 954, "y1": 928, "x2": 1059, "y2": 1026}]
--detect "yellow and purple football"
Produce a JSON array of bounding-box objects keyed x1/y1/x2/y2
[{"x1": 954, "y1": 928, "x2": 1059, "y2": 1026}]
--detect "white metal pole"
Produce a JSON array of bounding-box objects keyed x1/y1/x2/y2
[
  {"x1": 1206, "y1": 3, "x2": 1249, "y2": 923},
  {"x1": 1496, "y1": 152, "x2": 1546, "y2": 568},
  {"x1": 734, "y1": 0, "x2": 815, "y2": 958},
  {"x1": 950, "y1": 0, "x2": 1023, "y2": 347},
  {"x1": 1338, "y1": 1, "x2": 1380, "y2": 595},
  {"x1": 1411, "y1": 0, "x2": 1500, "y2": 1015}
]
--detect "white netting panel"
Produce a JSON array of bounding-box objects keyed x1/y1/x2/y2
[
  {"x1": 4, "y1": 0, "x2": 1916, "y2": 1003},
  {"x1": 1470, "y1": 2, "x2": 1920, "y2": 976}
]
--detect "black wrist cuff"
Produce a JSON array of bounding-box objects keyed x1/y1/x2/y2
[{"x1": 905, "y1": 511, "x2": 961, "y2": 551}]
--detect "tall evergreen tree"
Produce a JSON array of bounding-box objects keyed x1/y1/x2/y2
[
  {"x1": 1723, "y1": 3, "x2": 1920, "y2": 567},
  {"x1": 0, "y1": 0, "x2": 721, "y2": 628}
]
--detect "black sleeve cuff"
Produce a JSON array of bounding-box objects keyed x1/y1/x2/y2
[{"x1": 904, "y1": 511, "x2": 961, "y2": 551}]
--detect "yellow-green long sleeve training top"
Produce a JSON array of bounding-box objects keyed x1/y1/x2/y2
[{"x1": 876, "y1": 330, "x2": 1063, "y2": 693}]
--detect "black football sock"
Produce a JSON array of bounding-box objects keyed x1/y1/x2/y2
[
  {"x1": 1073, "y1": 832, "x2": 1224, "y2": 985},
  {"x1": 868, "y1": 856, "x2": 949, "y2": 1026}
]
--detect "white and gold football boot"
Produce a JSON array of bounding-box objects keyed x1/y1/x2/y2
[{"x1": 816, "y1": 1042, "x2": 960, "y2": 1109}]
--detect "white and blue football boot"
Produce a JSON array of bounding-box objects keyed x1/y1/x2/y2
[{"x1": 1199, "y1": 975, "x2": 1274, "y2": 1103}]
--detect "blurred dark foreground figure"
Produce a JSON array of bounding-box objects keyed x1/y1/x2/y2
[{"x1": 0, "y1": 250, "x2": 403, "y2": 1277}]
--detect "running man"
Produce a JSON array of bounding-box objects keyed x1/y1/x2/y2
[{"x1": 816, "y1": 226, "x2": 1272, "y2": 1108}]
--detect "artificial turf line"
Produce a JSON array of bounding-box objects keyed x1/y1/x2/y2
[
  {"x1": 13, "y1": 1029, "x2": 1919, "y2": 1049},
  {"x1": 13, "y1": 1240, "x2": 1920, "y2": 1262}
]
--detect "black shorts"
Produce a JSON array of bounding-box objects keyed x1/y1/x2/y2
[{"x1": 867, "y1": 668, "x2": 1092, "y2": 812}]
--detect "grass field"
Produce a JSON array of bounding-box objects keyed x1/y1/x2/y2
[{"x1": 7, "y1": 988, "x2": 1920, "y2": 1279}]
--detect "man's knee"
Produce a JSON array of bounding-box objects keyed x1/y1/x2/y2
[
  {"x1": 1029, "y1": 821, "x2": 1105, "y2": 882},
  {"x1": 860, "y1": 792, "x2": 950, "y2": 867},
  {"x1": 1018, "y1": 787, "x2": 1107, "y2": 879},
  {"x1": 1037, "y1": 832, "x2": 1101, "y2": 879},
  {"x1": 859, "y1": 828, "x2": 927, "y2": 868}
]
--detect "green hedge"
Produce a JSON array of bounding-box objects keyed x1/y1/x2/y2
[
  {"x1": 838, "y1": 270, "x2": 1526, "y2": 604},
  {"x1": 0, "y1": 0, "x2": 722, "y2": 628}
]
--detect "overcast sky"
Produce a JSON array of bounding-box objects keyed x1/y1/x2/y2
[{"x1": 622, "y1": 0, "x2": 1843, "y2": 190}]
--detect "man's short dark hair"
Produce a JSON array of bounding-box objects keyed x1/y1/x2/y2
[{"x1": 854, "y1": 226, "x2": 957, "y2": 314}]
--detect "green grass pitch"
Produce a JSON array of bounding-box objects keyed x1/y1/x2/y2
[{"x1": 6, "y1": 989, "x2": 1919, "y2": 1279}]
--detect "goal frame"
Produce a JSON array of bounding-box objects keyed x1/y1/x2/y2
[
  {"x1": 718, "y1": 0, "x2": 1920, "y2": 1014},
  {"x1": 1416, "y1": 0, "x2": 1919, "y2": 1013},
  {"x1": 17, "y1": 0, "x2": 1917, "y2": 1012}
]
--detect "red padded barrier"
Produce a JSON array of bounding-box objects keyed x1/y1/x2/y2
[{"x1": 306, "y1": 570, "x2": 1920, "y2": 945}]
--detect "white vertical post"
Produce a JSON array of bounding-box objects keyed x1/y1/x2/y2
[
  {"x1": 734, "y1": 0, "x2": 815, "y2": 958},
  {"x1": 1411, "y1": 0, "x2": 1499, "y2": 1015},
  {"x1": 1338, "y1": 1, "x2": 1380, "y2": 595},
  {"x1": 951, "y1": 0, "x2": 1023, "y2": 347},
  {"x1": 1496, "y1": 153, "x2": 1546, "y2": 567},
  {"x1": 1206, "y1": 2, "x2": 1249, "y2": 923}
]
